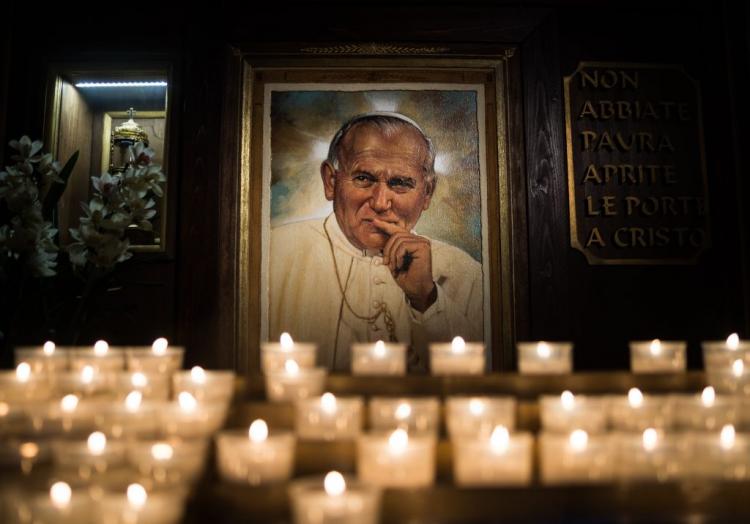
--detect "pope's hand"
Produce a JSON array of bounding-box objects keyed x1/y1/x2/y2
[{"x1": 372, "y1": 218, "x2": 437, "y2": 313}]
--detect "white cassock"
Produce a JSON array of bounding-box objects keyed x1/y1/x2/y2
[{"x1": 269, "y1": 213, "x2": 484, "y2": 371}]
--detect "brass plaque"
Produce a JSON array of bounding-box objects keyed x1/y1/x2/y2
[{"x1": 564, "y1": 62, "x2": 709, "y2": 265}]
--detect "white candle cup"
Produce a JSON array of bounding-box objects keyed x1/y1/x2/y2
[
  {"x1": 215, "y1": 426, "x2": 296, "y2": 485},
  {"x1": 52, "y1": 434, "x2": 127, "y2": 481},
  {"x1": 55, "y1": 369, "x2": 119, "y2": 399},
  {"x1": 702, "y1": 336, "x2": 750, "y2": 372},
  {"x1": 295, "y1": 394, "x2": 364, "y2": 441},
  {"x1": 115, "y1": 372, "x2": 170, "y2": 401},
  {"x1": 127, "y1": 439, "x2": 208, "y2": 488},
  {"x1": 97, "y1": 486, "x2": 186, "y2": 524},
  {"x1": 608, "y1": 391, "x2": 675, "y2": 432},
  {"x1": 46, "y1": 398, "x2": 100, "y2": 437},
  {"x1": 0, "y1": 402, "x2": 38, "y2": 438},
  {"x1": 368, "y1": 397, "x2": 440, "y2": 435},
  {"x1": 95, "y1": 400, "x2": 162, "y2": 440},
  {"x1": 687, "y1": 428, "x2": 750, "y2": 480},
  {"x1": 289, "y1": 473, "x2": 382, "y2": 524},
  {"x1": 0, "y1": 439, "x2": 52, "y2": 474},
  {"x1": 69, "y1": 345, "x2": 125, "y2": 373},
  {"x1": 540, "y1": 393, "x2": 609, "y2": 434},
  {"x1": 357, "y1": 430, "x2": 436, "y2": 488},
  {"x1": 429, "y1": 338, "x2": 485, "y2": 375},
  {"x1": 351, "y1": 342, "x2": 406, "y2": 376},
  {"x1": 15, "y1": 344, "x2": 69, "y2": 376},
  {"x1": 517, "y1": 341, "x2": 573, "y2": 374},
  {"x1": 629, "y1": 340, "x2": 687, "y2": 373},
  {"x1": 452, "y1": 429, "x2": 533, "y2": 486},
  {"x1": 158, "y1": 397, "x2": 228, "y2": 439},
  {"x1": 539, "y1": 431, "x2": 614, "y2": 484},
  {"x1": 614, "y1": 430, "x2": 683, "y2": 481},
  {"x1": 28, "y1": 484, "x2": 93, "y2": 524},
  {"x1": 172, "y1": 368, "x2": 236, "y2": 404},
  {"x1": 261, "y1": 340, "x2": 317, "y2": 374},
  {"x1": 672, "y1": 391, "x2": 738, "y2": 430},
  {"x1": 706, "y1": 363, "x2": 750, "y2": 395},
  {"x1": 265, "y1": 366, "x2": 327, "y2": 403},
  {"x1": 125, "y1": 346, "x2": 184, "y2": 376},
  {"x1": 0, "y1": 367, "x2": 52, "y2": 403},
  {"x1": 445, "y1": 397, "x2": 516, "y2": 438}
]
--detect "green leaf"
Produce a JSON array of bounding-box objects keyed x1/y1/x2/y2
[{"x1": 42, "y1": 150, "x2": 79, "y2": 220}]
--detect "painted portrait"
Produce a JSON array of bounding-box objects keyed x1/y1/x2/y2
[{"x1": 261, "y1": 83, "x2": 490, "y2": 371}]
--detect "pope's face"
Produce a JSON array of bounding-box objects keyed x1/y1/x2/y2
[{"x1": 321, "y1": 125, "x2": 434, "y2": 251}]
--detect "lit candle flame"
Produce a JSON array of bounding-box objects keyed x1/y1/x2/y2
[
  {"x1": 81, "y1": 365, "x2": 95, "y2": 384},
  {"x1": 320, "y1": 392, "x2": 337, "y2": 414},
  {"x1": 720, "y1": 424, "x2": 736, "y2": 450},
  {"x1": 61, "y1": 394, "x2": 79, "y2": 413},
  {"x1": 468, "y1": 398, "x2": 485, "y2": 416},
  {"x1": 284, "y1": 359, "x2": 300, "y2": 375},
  {"x1": 43, "y1": 341, "x2": 56, "y2": 356},
  {"x1": 20, "y1": 442, "x2": 39, "y2": 459},
  {"x1": 50, "y1": 482, "x2": 72, "y2": 509},
  {"x1": 537, "y1": 342, "x2": 551, "y2": 359},
  {"x1": 131, "y1": 372, "x2": 148, "y2": 388},
  {"x1": 15, "y1": 363, "x2": 31, "y2": 383},
  {"x1": 395, "y1": 402, "x2": 412, "y2": 420},
  {"x1": 642, "y1": 428, "x2": 658, "y2": 451},
  {"x1": 727, "y1": 333, "x2": 740, "y2": 350},
  {"x1": 178, "y1": 392, "x2": 197, "y2": 412},
  {"x1": 127, "y1": 483, "x2": 147, "y2": 509},
  {"x1": 388, "y1": 428, "x2": 408, "y2": 454},
  {"x1": 151, "y1": 337, "x2": 168, "y2": 356},
  {"x1": 732, "y1": 359, "x2": 744, "y2": 377},
  {"x1": 151, "y1": 443, "x2": 174, "y2": 461},
  {"x1": 280, "y1": 332, "x2": 294, "y2": 351},
  {"x1": 0, "y1": 403, "x2": 9, "y2": 416},
  {"x1": 125, "y1": 391, "x2": 143, "y2": 412},
  {"x1": 489, "y1": 425, "x2": 510, "y2": 454},
  {"x1": 87, "y1": 431, "x2": 107, "y2": 455},
  {"x1": 701, "y1": 386, "x2": 716, "y2": 407},
  {"x1": 93, "y1": 340, "x2": 109, "y2": 356},
  {"x1": 649, "y1": 339, "x2": 662, "y2": 356},
  {"x1": 248, "y1": 419, "x2": 269, "y2": 443},
  {"x1": 324, "y1": 471, "x2": 346, "y2": 496},
  {"x1": 560, "y1": 390, "x2": 575, "y2": 410},
  {"x1": 373, "y1": 340, "x2": 386, "y2": 358},
  {"x1": 451, "y1": 336, "x2": 466, "y2": 353},
  {"x1": 569, "y1": 429, "x2": 588, "y2": 452},
  {"x1": 628, "y1": 388, "x2": 644, "y2": 408},
  {"x1": 190, "y1": 366, "x2": 206, "y2": 384}
]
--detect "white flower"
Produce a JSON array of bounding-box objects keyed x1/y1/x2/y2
[
  {"x1": 9, "y1": 136, "x2": 43, "y2": 162},
  {"x1": 133, "y1": 142, "x2": 156, "y2": 166},
  {"x1": 91, "y1": 172, "x2": 120, "y2": 197}
]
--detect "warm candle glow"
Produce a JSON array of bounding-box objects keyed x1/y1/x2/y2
[
  {"x1": 125, "y1": 391, "x2": 143, "y2": 412},
  {"x1": 87, "y1": 432, "x2": 107, "y2": 455},
  {"x1": 284, "y1": 359, "x2": 300, "y2": 375},
  {"x1": 61, "y1": 394, "x2": 79, "y2": 413},
  {"x1": 320, "y1": 392, "x2": 337, "y2": 414},
  {"x1": 151, "y1": 337, "x2": 168, "y2": 356},
  {"x1": 569, "y1": 429, "x2": 588, "y2": 452},
  {"x1": 324, "y1": 471, "x2": 346, "y2": 496},
  {"x1": 93, "y1": 340, "x2": 109, "y2": 356},
  {"x1": 727, "y1": 333, "x2": 740, "y2": 350},
  {"x1": 628, "y1": 388, "x2": 644, "y2": 408},
  {"x1": 50, "y1": 481, "x2": 72, "y2": 509},
  {"x1": 373, "y1": 340, "x2": 386, "y2": 358},
  {"x1": 732, "y1": 359, "x2": 744, "y2": 377},
  {"x1": 388, "y1": 428, "x2": 408, "y2": 454},
  {"x1": 701, "y1": 386, "x2": 716, "y2": 407},
  {"x1": 20, "y1": 442, "x2": 39, "y2": 459},
  {"x1": 248, "y1": 419, "x2": 269, "y2": 443},
  {"x1": 451, "y1": 336, "x2": 466, "y2": 353},
  {"x1": 81, "y1": 365, "x2": 95, "y2": 384},
  {"x1": 280, "y1": 332, "x2": 294, "y2": 351},
  {"x1": 151, "y1": 443, "x2": 174, "y2": 461},
  {"x1": 468, "y1": 398, "x2": 485, "y2": 416},
  {"x1": 649, "y1": 339, "x2": 662, "y2": 356},
  {"x1": 560, "y1": 390, "x2": 575, "y2": 410},
  {"x1": 131, "y1": 372, "x2": 148, "y2": 388},
  {"x1": 720, "y1": 424, "x2": 736, "y2": 450},
  {"x1": 190, "y1": 366, "x2": 206, "y2": 384},
  {"x1": 0, "y1": 402, "x2": 9, "y2": 416},
  {"x1": 489, "y1": 425, "x2": 510, "y2": 454},
  {"x1": 536, "y1": 341, "x2": 551, "y2": 359},
  {"x1": 43, "y1": 341, "x2": 56, "y2": 356},
  {"x1": 395, "y1": 402, "x2": 412, "y2": 420},
  {"x1": 642, "y1": 428, "x2": 658, "y2": 451},
  {"x1": 127, "y1": 483, "x2": 147, "y2": 509},
  {"x1": 15, "y1": 362, "x2": 31, "y2": 383},
  {"x1": 178, "y1": 392, "x2": 197, "y2": 413}
]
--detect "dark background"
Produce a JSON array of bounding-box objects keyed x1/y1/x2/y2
[{"x1": 1, "y1": 1, "x2": 748, "y2": 372}]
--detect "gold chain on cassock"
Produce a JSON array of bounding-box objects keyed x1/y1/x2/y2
[{"x1": 324, "y1": 216, "x2": 399, "y2": 349}]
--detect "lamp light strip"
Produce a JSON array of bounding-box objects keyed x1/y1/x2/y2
[{"x1": 75, "y1": 81, "x2": 168, "y2": 88}]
